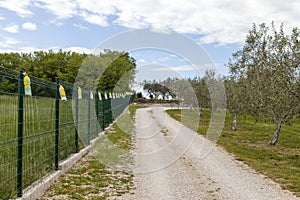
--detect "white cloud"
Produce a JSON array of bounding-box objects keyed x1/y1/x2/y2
[
  {"x1": 149, "y1": 65, "x2": 195, "y2": 72},
  {"x1": 17, "y1": 46, "x2": 86, "y2": 53},
  {"x1": 137, "y1": 58, "x2": 146, "y2": 63},
  {"x1": 173, "y1": 65, "x2": 195, "y2": 71},
  {"x1": 35, "y1": 0, "x2": 77, "y2": 19},
  {"x1": 0, "y1": 44, "x2": 93, "y2": 54},
  {"x1": 3, "y1": 24, "x2": 19, "y2": 33},
  {"x1": 0, "y1": 37, "x2": 21, "y2": 48},
  {"x1": 0, "y1": 14, "x2": 5, "y2": 20},
  {"x1": 75, "y1": 0, "x2": 116, "y2": 16},
  {"x1": 49, "y1": 20, "x2": 64, "y2": 27},
  {"x1": 79, "y1": 12, "x2": 109, "y2": 26},
  {"x1": 0, "y1": 0, "x2": 32, "y2": 17},
  {"x1": 150, "y1": 28, "x2": 172, "y2": 35},
  {"x1": 62, "y1": 47, "x2": 92, "y2": 54},
  {"x1": 17, "y1": 46, "x2": 49, "y2": 53},
  {"x1": 22, "y1": 22, "x2": 37, "y2": 31},
  {"x1": 73, "y1": 23, "x2": 88, "y2": 30},
  {"x1": 200, "y1": 63, "x2": 216, "y2": 72},
  {"x1": 73, "y1": 0, "x2": 117, "y2": 27}
]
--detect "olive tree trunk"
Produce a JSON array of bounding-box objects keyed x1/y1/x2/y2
[{"x1": 269, "y1": 121, "x2": 282, "y2": 145}]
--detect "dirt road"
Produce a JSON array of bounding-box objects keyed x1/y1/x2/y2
[{"x1": 121, "y1": 106, "x2": 298, "y2": 200}]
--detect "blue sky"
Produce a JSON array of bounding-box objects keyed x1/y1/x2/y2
[{"x1": 0, "y1": 0, "x2": 299, "y2": 82}]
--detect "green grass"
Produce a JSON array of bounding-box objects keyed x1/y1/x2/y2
[
  {"x1": 40, "y1": 105, "x2": 146, "y2": 199},
  {"x1": 166, "y1": 109, "x2": 300, "y2": 197},
  {"x1": 40, "y1": 155, "x2": 134, "y2": 200},
  {"x1": 0, "y1": 94, "x2": 81, "y2": 199}
]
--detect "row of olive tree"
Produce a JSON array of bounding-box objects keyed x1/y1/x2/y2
[
  {"x1": 142, "y1": 70, "x2": 225, "y2": 110},
  {"x1": 226, "y1": 22, "x2": 300, "y2": 145}
]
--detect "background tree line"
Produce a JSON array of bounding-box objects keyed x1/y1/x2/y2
[
  {"x1": 141, "y1": 70, "x2": 225, "y2": 110},
  {"x1": 0, "y1": 49, "x2": 136, "y2": 93}
]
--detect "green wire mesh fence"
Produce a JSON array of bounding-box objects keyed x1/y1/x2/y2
[
  {"x1": 0, "y1": 67, "x2": 19, "y2": 199},
  {"x1": 0, "y1": 66, "x2": 134, "y2": 199}
]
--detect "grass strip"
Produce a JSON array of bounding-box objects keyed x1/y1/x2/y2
[{"x1": 40, "y1": 105, "x2": 147, "y2": 199}]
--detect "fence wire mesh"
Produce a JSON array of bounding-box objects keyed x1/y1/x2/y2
[
  {"x1": 0, "y1": 66, "x2": 134, "y2": 199},
  {"x1": 0, "y1": 68, "x2": 19, "y2": 199}
]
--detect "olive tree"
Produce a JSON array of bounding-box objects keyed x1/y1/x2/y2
[{"x1": 228, "y1": 22, "x2": 300, "y2": 145}]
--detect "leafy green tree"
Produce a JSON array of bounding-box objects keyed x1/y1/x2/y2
[
  {"x1": 143, "y1": 80, "x2": 175, "y2": 100},
  {"x1": 0, "y1": 50, "x2": 87, "y2": 84},
  {"x1": 77, "y1": 50, "x2": 136, "y2": 91},
  {"x1": 143, "y1": 81, "x2": 160, "y2": 99},
  {"x1": 0, "y1": 50, "x2": 136, "y2": 93},
  {"x1": 0, "y1": 53, "x2": 22, "y2": 71},
  {"x1": 190, "y1": 76, "x2": 209, "y2": 108},
  {"x1": 159, "y1": 78, "x2": 194, "y2": 103},
  {"x1": 228, "y1": 22, "x2": 300, "y2": 145},
  {"x1": 99, "y1": 51, "x2": 136, "y2": 91}
]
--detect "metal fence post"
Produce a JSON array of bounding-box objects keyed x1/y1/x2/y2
[
  {"x1": 108, "y1": 92, "x2": 112, "y2": 124},
  {"x1": 95, "y1": 89, "x2": 99, "y2": 135},
  {"x1": 101, "y1": 92, "x2": 105, "y2": 129},
  {"x1": 55, "y1": 77, "x2": 60, "y2": 170},
  {"x1": 130, "y1": 94, "x2": 134, "y2": 104},
  {"x1": 75, "y1": 85, "x2": 79, "y2": 153},
  {"x1": 88, "y1": 89, "x2": 91, "y2": 145},
  {"x1": 17, "y1": 70, "x2": 24, "y2": 197}
]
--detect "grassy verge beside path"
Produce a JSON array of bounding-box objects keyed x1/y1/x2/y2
[
  {"x1": 40, "y1": 105, "x2": 147, "y2": 200},
  {"x1": 166, "y1": 109, "x2": 300, "y2": 197}
]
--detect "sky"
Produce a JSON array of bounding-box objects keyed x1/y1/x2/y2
[{"x1": 0, "y1": 0, "x2": 299, "y2": 82}]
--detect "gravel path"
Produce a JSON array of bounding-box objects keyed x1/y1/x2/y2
[{"x1": 121, "y1": 106, "x2": 298, "y2": 200}]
